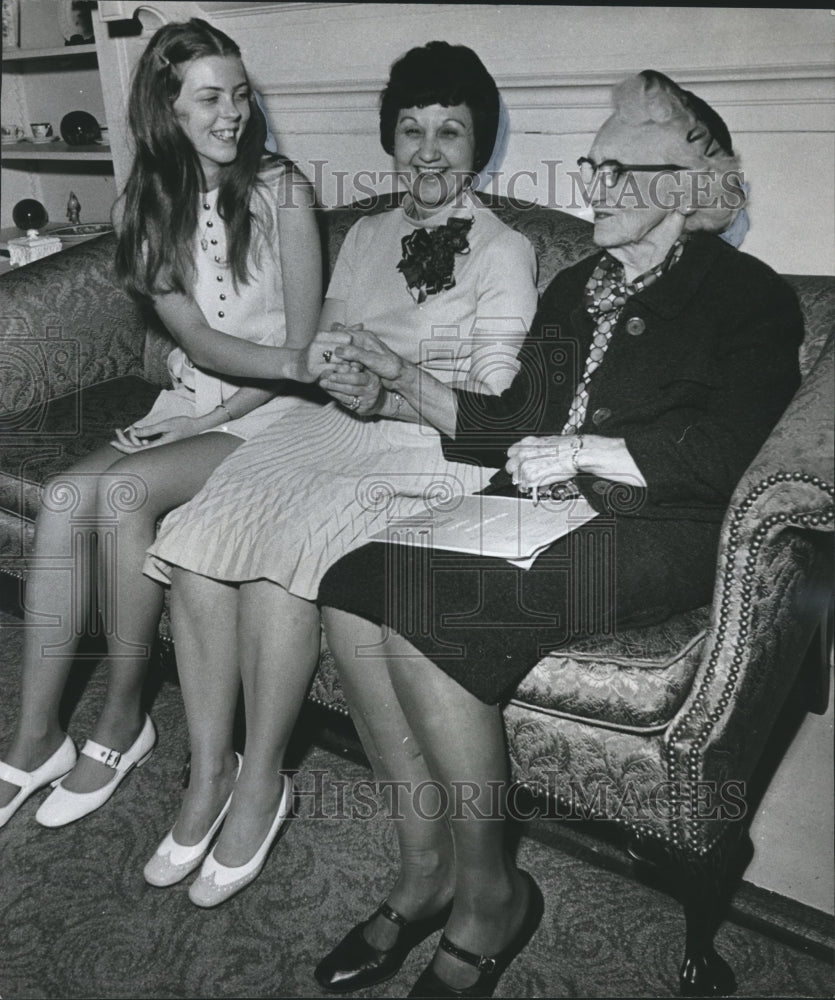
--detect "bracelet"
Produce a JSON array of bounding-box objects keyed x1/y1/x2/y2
[
  {"x1": 216, "y1": 402, "x2": 232, "y2": 422},
  {"x1": 569, "y1": 434, "x2": 584, "y2": 473},
  {"x1": 390, "y1": 391, "x2": 403, "y2": 418}
]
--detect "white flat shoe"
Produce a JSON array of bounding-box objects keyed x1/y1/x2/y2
[
  {"x1": 35, "y1": 715, "x2": 156, "y2": 828},
  {"x1": 144, "y1": 753, "x2": 243, "y2": 888},
  {"x1": 188, "y1": 772, "x2": 293, "y2": 908},
  {"x1": 0, "y1": 735, "x2": 77, "y2": 829}
]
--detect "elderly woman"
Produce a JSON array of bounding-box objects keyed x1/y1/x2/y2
[
  {"x1": 141, "y1": 41, "x2": 537, "y2": 905},
  {"x1": 315, "y1": 70, "x2": 803, "y2": 997}
]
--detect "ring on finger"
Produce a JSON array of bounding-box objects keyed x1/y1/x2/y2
[
  {"x1": 322, "y1": 350, "x2": 333, "y2": 363},
  {"x1": 349, "y1": 395, "x2": 360, "y2": 411}
]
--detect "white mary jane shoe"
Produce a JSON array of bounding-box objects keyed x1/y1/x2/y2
[
  {"x1": 144, "y1": 753, "x2": 243, "y2": 888},
  {"x1": 188, "y1": 772, "x2": 293, "y2": 908},
  {"x1": 0, "y1": 735, "x2": 77, "y2": 829},
  {"x1": 35, "y1": 715, "x2": 156, "y2": 828}
]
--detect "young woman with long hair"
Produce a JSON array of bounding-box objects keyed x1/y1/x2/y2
[{"x1": 0, "y1": 18, "x2": 341, "y2": 831}]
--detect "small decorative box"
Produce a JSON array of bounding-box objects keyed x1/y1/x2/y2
[{"x1": 8, "y1": 229, "x2": 62, "y2": 267}]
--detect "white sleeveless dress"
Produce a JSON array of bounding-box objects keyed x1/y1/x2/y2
[
  {"x1": 139, "y1": 161, "x2": 313, "y2": 441},
  {"x1": 145, "y1": 190, "x2": 538, "y2": 600}
]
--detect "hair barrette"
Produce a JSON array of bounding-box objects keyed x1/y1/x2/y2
[{"x1": 686, "y1": 125, "x2": 721, "y2": 158}]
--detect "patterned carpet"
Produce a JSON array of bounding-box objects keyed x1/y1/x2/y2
[{"x1": 0, "y1": 610, "x2": 832, "y2": 999}]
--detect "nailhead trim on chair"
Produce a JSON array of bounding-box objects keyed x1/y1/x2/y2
[
  {"x1": 307, "y1": 693, "x2": 350, "y2": 717},
  {"x1": 665, "y1": 472, "x2": 834, "y2": 855},
  {"x1": 472, "y1": 477, "x2": 834, "y2": 857}
]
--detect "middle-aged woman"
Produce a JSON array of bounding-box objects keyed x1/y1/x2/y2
[
  {"x1": 314, "y1": 70, "x2": 804, "y2": 997},
  {"x1": 141, "y1": 41, "x2": 538, "y2": 905}
]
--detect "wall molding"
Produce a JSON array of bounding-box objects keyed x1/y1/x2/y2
[
  {"x1": 196, "y1": 1, "x2": 351, "y2": 16},
  {"x1": 259, "y1": 61, "x2": 834, "y2": 101},
  {"x1": 258, "y1": 64, "x2": 833, "y2": 142}
]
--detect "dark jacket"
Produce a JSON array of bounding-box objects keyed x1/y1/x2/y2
[{"x1": 442, "y1": 233, "x2": 804, "y2": 522}]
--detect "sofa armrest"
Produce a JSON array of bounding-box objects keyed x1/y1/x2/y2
[
  {"x1": 0, "y1": 234, "x2": 149, "y2": 415},
  {"x1": 731, "y1": 327, "x2": 834, "y2": 513},
  {"x1": 661, "y1": 331, "x2": 834, "y2": 853}
]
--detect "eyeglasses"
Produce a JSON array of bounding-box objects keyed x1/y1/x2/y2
[{"x1": 577, "y1": 157, "x2": 687, "y2": 188}]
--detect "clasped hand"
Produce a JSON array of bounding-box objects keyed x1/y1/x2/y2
[
  {"x1": 300, "y1": 327, "x2": 355, "y2": 383},
  {"x1": 111, "y1": 415, "x2": 199, "y2": 453},
  {"x1": 329, "y1": 328, "x2": 409, "y2": 387},
  {"x1": 505, "y1": 435, "x2": 577, "y2": 492},
  {"x1": 317, "y1": 324, "x2": 389, "y2": 415}
]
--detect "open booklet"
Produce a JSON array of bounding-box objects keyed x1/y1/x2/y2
[{"x1": 367, "y1": 492, "x2": 599, "y2": 569}]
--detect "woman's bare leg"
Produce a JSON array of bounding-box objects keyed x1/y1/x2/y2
[
  {"x1": 164, "y1": 568, "x2": 241, "y2": 845},
  {"x1": 323, "y1": 608, "x2": 454, "y2": 947},
  {"x1": 63, "y1": 432, "x2": 240, "y2": 794},
  {"x1": 385, "y1": 632, "x2": 532, "y2": 990},
  {"x1": 209, "y1": 580, "x2": 321, "y2": 867},
  {"x1": 0, "y1": 433, "x2": 240, "y2": 807},
  {"x1": 0, "y1": 444, "x2": 122, "y2": 806}
]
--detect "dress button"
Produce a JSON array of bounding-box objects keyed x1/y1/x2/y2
[
  {"x1": 210, "y1": 239, "x2": 218, "y2": 246},
  {"x1": 206, "y1": 220, "x2": 213, "y2": 228},
  {"x1": 203, "y1": 202, "x2": 210, "y2": 210},
  {"x1": 217, "y1": 275, "x2": 223, "y2": 282},
  {"x1": 219, "y1": 293, "x2": 226, "y2": 301},
  {"x1": 218, "y1": 311, "x2": 225, "y2": 318},
  {"x1": 592, "y1": 407, "x2": 612, "y2": 426},
  {"x1": 626, "y1": 316, "x2": 646, "y2": 336}
]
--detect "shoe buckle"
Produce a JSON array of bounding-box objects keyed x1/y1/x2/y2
[
  {"x1": 477, "y1": 956, "x2": 496, "y2": 974},
  {"x1": 102, "y1": 748, "x2": 122, "y2": 769}
]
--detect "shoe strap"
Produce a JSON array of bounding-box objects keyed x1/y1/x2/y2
[
  {"x1": 439, "y1": 933, "x2": 497, "y2": 974},
  {"x1": 0, "y1": 760, "x2": 30, "y2": 785},
  {"x1": 80, "y1": 739, "x2": 129, "y2": 772},
  {"x1": 375, "y1": 900, "x2": 408, "y2": 929}
]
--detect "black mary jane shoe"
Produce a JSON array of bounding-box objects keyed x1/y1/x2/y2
[
  {"x1": 314, "y1": 898, "x2": 453, "y2": 994},
  {"x1": 407, "y1": 871, "x2": 545, "y2": 998}
]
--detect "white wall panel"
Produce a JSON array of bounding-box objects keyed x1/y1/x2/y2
[
  {"x1": 90, "y1": 5, "x2": 833, "y2": 271},
  {"x1": 171, "y1": 4, "x2": 833, "y2": 274}
]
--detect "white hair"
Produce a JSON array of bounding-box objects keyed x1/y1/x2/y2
[{"x1": 611, "y1": 71, "x2": 745, "y2": 233}]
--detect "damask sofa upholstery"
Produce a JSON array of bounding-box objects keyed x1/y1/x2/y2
[{"x1": 1, "y1": 199, "x2": 832, "y2": 997}]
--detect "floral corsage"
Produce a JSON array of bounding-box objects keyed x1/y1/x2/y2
[{"x1": 397, "y1": 216, "x2": 473, "y2": 303}]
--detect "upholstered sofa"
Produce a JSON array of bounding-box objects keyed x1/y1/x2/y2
[{"x1": 1, "y1": 199, "x2": 832, "y2": 997}]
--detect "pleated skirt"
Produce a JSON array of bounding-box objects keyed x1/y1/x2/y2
[{"x1": 145, "y1": 402, "x2": 494, "y2": 600}]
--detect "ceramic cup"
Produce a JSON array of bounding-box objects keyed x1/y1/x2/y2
[
  {"x1": 1, "y1": 124, "x2": 24, "y2": 141},
  {"x1": 30, "y1": 122, "x2": 53, "y2": 139}
]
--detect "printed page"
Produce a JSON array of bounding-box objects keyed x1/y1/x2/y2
[{"x1": 368, "y1": 493, "x2": 598, "y2": 568}]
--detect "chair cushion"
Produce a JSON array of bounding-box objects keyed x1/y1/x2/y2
[
  {"x1": 312, "y1": 603, "x2": 711, "y2": 732},
  {"x1": 510, "y1": 605, "x2": 711, "y2": 730},
  {"x1": 0, "y1": 376, "x2": 159, "y2": 529}
]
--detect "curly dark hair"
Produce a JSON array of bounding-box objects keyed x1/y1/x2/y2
[{"x1": 379, "y1": 41, "x2": 500, "y2": 173}]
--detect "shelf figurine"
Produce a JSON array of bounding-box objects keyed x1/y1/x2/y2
[{"x1": 66, "y1": 191, "x2": 81, "y2": 225}]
